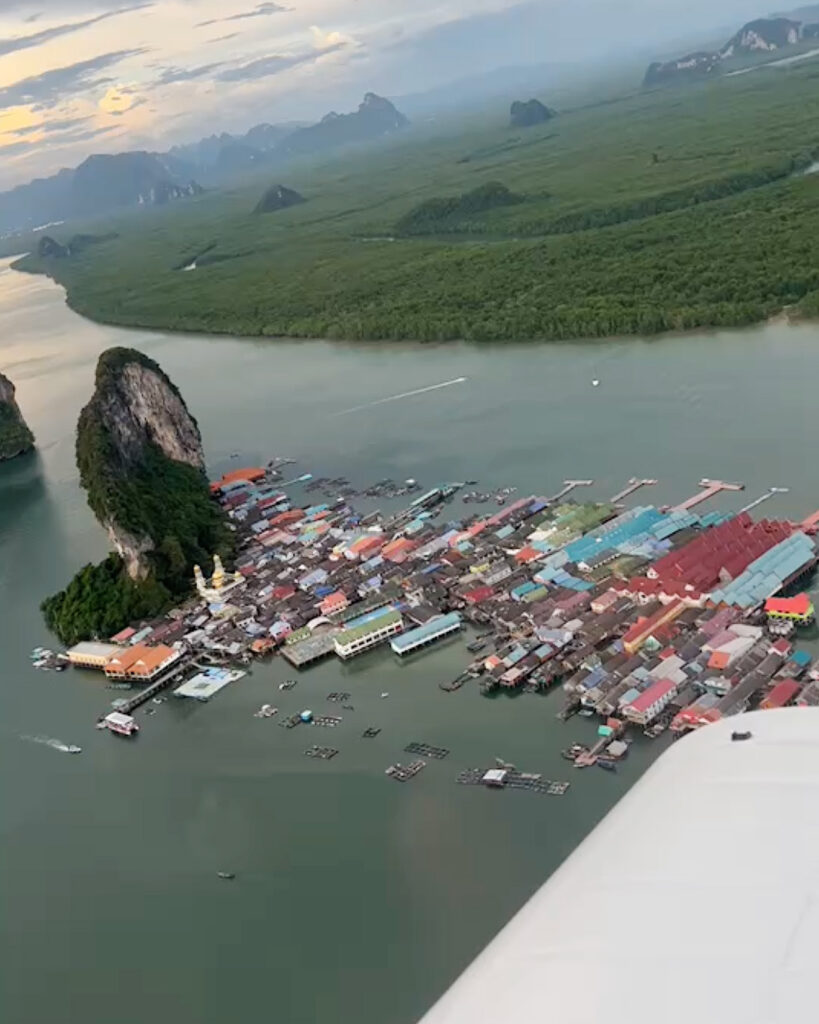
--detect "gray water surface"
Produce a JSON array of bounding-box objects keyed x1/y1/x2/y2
[{"x1": 2, "y1": 260, "x2": 818, "y2": 1024}]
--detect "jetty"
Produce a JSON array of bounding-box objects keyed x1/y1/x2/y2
[
  {"x1": 109, "y1": 660, "x2": 189, "y2": 714},
  {"x1": 672, "y1": 478, "x2": 744, "y2": 512},
  {"x1": 550, "y1": 479, "x2": 594, "y2": 503},
  {"x1": 740, "y1": 487, "x2": 789, "y2": 514},
  {"x1": 610, "y1": 478, "x2": 658, "y2": 504}
]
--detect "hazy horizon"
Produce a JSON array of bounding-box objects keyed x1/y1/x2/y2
[{"x1": 0, "y1": 0, "x2": 796, "y2": 189}]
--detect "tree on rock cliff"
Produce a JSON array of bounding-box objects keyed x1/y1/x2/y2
[{"x1": 42, "y1": 347, "x2": 232, "y2": 644}]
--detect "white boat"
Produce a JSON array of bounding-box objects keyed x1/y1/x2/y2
[
  {"x1": 103, "y1": 711, "x2": 139, "y2": 736},
  {"x1": 65, "y1": 745, "x2": 82, "y2": 754}
]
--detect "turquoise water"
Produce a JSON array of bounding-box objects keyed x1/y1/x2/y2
[{"x1": 2, "y1": 259, "x2": 819, "y2": 1024}]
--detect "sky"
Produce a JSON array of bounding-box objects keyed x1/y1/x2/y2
[{"x1": 0, "y1": 0, "x2": 769, "y2": 189}]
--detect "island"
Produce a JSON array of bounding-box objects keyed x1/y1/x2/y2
[
  {"x1": 0, "y1": 372, "x2": 35, "y2": 461},
  {"x1": 41, "y1": 347, "x2": 232, "y2": 644}
]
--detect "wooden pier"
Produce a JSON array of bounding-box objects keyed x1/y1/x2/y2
[
  {"x1": 739, "y1": 487, "x2": 789, "y2": 514},
  {"x1": 107, "y1": 660, "x2": 189, "y2": 715},
  {"x1": 550, "y1": 479, "x2": 594, "y2": 503},
  {"x1": 610, "y1": 478, "x2": 658, "y2": 504},
  {"x1": 672, "y1": 478, "x2": 744, "y2": 512}
]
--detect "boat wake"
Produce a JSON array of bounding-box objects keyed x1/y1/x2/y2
[
  {"x1": 21, "y1": 734, "x2": 81, "y2": 754},
  {"x1": 335, "y1": 377, "x2": 467, "y2": 415}
]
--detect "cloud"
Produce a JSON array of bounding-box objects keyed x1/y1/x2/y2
[
  {"x1": 99, "y1": 83, "x2": 140, "y2": 114},
  {"x1": 197, "y1": 2, "x2": 289, "y2": 29},
  {"x1": 0, "y1": 3, "x2": 154, "y2": 57},
  {"x1": 216, "y1": 41, "x2": 346, "y2": 82},
  {"x1": 310, "y1": 26, "x2": 355, "y2": 51},
  {"x1": 156, "y1": 63, "x2": 226, "y2": 85},
  {"x1": 8, "y1": 115, "x2": 91, "y2": 137},
  {"x1": 0, "y1": 50, "x2": 146, "y2": 111},
  {"x1": 0, "y1": 138, "x2": 38, "y2": 156},
  {"x1": 208, "y1": 33, "x2": 240, "y2": 44}
]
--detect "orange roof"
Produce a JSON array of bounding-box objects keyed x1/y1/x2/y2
[
  {"x1": 514, "y1": 546, "x2": 540, "y2": 564},
  {"x1": 128, "y1": 645, "x2": 177, "y2": 677},
  {"x1": 765, "y1": 594, "x2": 813, "y2": 616},
  {"x1": 105, "y1": 644, "x2": 176, "y2": 677},
  {"x1": 210, "y1": 467, "x2": 266, "y2": 491},
  {"x1": 707, "y1": 650, "x2": 731, "y2": 670},
  {"x1": 104, "y1": 645, "x2": 144, "y2": 674}
]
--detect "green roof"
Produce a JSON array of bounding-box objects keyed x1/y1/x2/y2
[{"x1": 336, "y1": 610, "x2": 401, "y2": 646}]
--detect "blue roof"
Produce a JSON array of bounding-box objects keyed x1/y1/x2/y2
[
  {"x1": 390, "y1": 613, "x2": 462, "y2": 653},
  {"x1": 710, "y1": 533, "x2": 816, "y2": 608},
  {"x1": 344, "y1": 604, "x2": 395, "y2": 629}
]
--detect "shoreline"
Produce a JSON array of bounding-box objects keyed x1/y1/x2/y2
[{"x1": 13, "y1": 258, "x2": 814, "y2": 350}]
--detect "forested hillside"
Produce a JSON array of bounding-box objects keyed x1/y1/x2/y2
[{"x1": 18, "y1": 60, "x2": 819, "y2": 343}]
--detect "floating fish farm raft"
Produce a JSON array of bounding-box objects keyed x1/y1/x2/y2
[
  {"x1": 386, "y1": 760, "x2": 426, "y2": 781},
  {"x1": 457, "y1": 768, "x2": 570, "y2": 796},
  {"x1": 405, "y1": 742, "x2": 450, "y2": 759},
  {"x1": 305, "y1": 746, "x2": 338, "y2": 760}
]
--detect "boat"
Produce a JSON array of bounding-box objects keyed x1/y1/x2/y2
[
  {"x1": 65, "y1": 745, "x2": 82, "y2": 754},
  {"x1": 578, "y1": 708, "x2": 594, "y2": 718},
  {"x1": 467, "y1": 639, "x2": 487, "y2": 653},
  {"x1": 102, "y1": 711, "x2": 139, "y2": 737},
  {"x1": 597, "y1": 759, "x2": 617, "y2": 772},
  {"x1": 380, "y1": 692, "x2": 389, "y2": 698},
  {"x1": 217, "y1": 872, "x2": 235, "y2": 880}
]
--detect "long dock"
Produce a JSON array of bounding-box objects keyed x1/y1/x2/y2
[
  {"x1": 550, "y1": 479, "x2": 594, "y2": 503},
  {"x1": 740, "y1": 487, "x2": 789, "y2": 515},
  {"x1": 610, "y1": 478, "x2": 658, "y2": 504},
  {"x1": 672, "y1": 478, "x2": 744, "y2": 512},
  {"x1": 109, "y1": 661, "x2": 189, "y2": 714}
]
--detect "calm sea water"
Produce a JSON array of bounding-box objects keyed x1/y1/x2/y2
[{"x1": 2, "y1": 259, "x2": 819, "y2": 1024}]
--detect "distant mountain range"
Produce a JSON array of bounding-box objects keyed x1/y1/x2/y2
[
  {"x1": 0, "y1": 94, "x2": 409, "y2": 237},
  {"x1": 644, "y1": 14, "x2": 819, "y2": 85}
]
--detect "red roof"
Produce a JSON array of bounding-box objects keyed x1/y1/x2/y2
[
  {"x1": 761, "y1": 679, "x2": 801, "y2": 709},
  {"x1": 627, "y1": 679, "x2": 676, "y2": 714},
  {"x1": 765, "y1": 593, "x2": 812, "y2": 616},
  {"x1": 647, "y1": 514, "x2": 792, "y2": 594},
  {"x1": 464, "y1": 585, "x2": 494, "y2": 604},
  {"x1": 514, "y1": 546, "x2": 540, "y2": 564}
]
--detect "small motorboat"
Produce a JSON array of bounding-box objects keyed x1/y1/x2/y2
[
  {"x1": 578, "y1": 708, "x2": 594, "y2": 718},
  {"x1": 217, "y1": 872, "x2": 235, "y2": 880},
  {"x1": 65, "y1": 745, "x2": 82, "y2": 754},
  {"x1": 380, "y1": 692, "x2": 389, "y2": 699}
]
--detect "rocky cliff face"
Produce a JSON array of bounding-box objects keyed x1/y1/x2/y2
[
  {"x1": 644, "y1": 15, "x2": 812, "y2": 86},
  {"x1": 42, "y1": 348, "x2": 231, "y2": 644},
  {"x1": 720, "y1": 18, "x2": 801, "y2": 56},
  {"x1": 89, "y1": 356, "x2": 205, "y2": 473},
  {"x1": 0, "y1": 372, "x2": 35, "y2": 461},
  {"x1": 76, "y1": 347, "x2": 212, "y2": 581}
]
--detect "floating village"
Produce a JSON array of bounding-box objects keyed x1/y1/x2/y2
[{"x1": 34, "y1": 461, "x2": 819, "y2": 787}]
